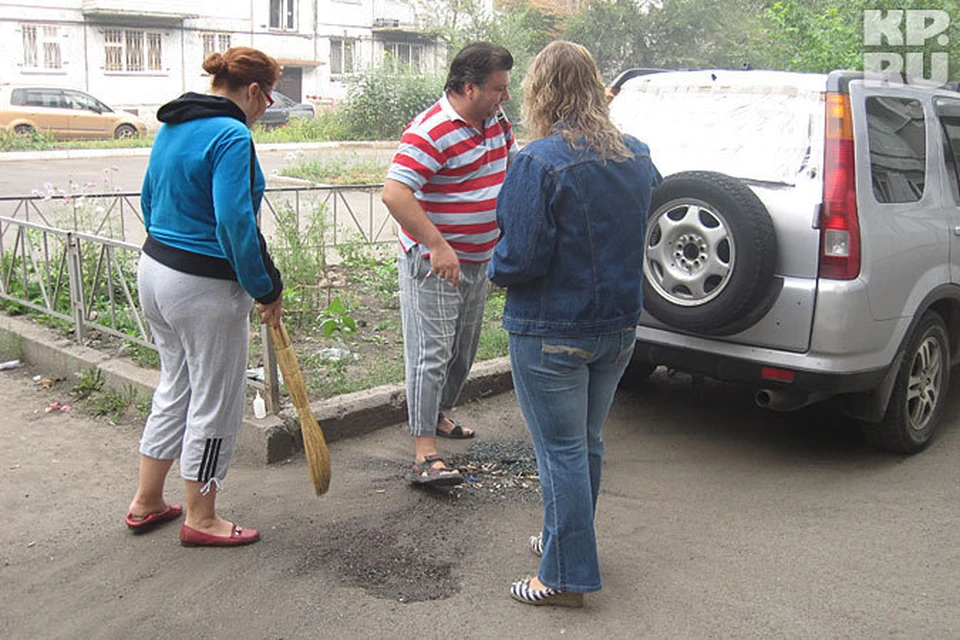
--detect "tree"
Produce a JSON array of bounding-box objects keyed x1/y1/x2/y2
[
  {"x1": 640, "y1": 0, "x2": 768, "y2": 70},
  {"x1": 564, "y1": 0, "x2": 649, "y2": 80},
  {"x1": 760, "y1": 0, "x2": 868, "y2": 72},
  {"x1": 414, "y1": 0, "x2": 560, "y2": 120}
]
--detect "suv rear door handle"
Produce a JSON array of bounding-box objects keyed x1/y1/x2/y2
[{"x1": 954, "y1": 227, "x2": 960, "y2": 236}]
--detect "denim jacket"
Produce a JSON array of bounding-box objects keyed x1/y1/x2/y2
[{"x1": 487, "y1": 133, "x2": 661, "y2": 336}]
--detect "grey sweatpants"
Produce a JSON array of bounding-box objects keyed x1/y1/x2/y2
[
  {"x1": 137, "y1": 253, "x2": 252, "y2": 487},
  {"x1": 398, "y1": 245, "x2": 488, "y2": 437}
]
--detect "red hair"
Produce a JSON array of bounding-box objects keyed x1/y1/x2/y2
[{"x1": 202, "y1": 47, "x2": 281, "y2": 90}]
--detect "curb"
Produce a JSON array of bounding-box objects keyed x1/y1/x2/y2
[{"x1": 0, "y1": 313, "x2": 514, "y2": 465}]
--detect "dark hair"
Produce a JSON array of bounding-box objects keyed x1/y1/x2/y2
[
  {"x1": 202, "y1": 47, "x2": 281, "y2": 91},
  {"x1": 443, "y1": 42, "x2": 513, "y2": 95}
]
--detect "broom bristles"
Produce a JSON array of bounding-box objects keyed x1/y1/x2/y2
[
  {"x1": 268, "y1": 321, "x2": 331, "y2": 495},
  {"x1": 300, "y1": 412, "x2": 331, "y2": 495}
]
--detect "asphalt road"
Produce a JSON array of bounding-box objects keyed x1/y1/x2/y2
[
  {"x1": 0, "y1": 145, "x2": 396, "y2": 197},
  {"x1": 0, "y1": 144, "x2": 399, "y2": 252},
  {"x1": 3, "y1": 362, "x2": 960, "y2": 639}
]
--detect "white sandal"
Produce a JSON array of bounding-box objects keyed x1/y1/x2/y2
[
  {"x1": 528, "y1": 533, "x2": 544, "y2": 557},
  {"x1": 510, "y1": 577, "x2": 583, "y2": 607}
]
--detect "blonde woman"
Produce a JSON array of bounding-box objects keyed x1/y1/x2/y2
[{"x1": 488, "y1": 41, "x2": 661, "y2": 606}]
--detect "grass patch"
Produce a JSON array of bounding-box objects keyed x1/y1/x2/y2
[
  {"x1": 281, "y1": 156, "x2": 389, "y2": 185},
  {"x1": 252, "y1": 112, "x2": 350, "y2": 144},
  {"x1": 51, "y1": 136, "x2": 154, "y2": 150},
  {"x1": 0, "y1": 129, "x2": 153, "y2": 152}
]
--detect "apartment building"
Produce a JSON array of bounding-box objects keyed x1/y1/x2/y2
[{"x1": 0, "y1": 0, "x2": 447, "y2": 124}]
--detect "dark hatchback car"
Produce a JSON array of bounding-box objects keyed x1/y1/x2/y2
[{"x1": 259, "y1": 92, "x2": 315, "y2": 129}]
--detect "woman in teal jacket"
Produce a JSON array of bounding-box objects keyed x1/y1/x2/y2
[{"x1": 124, "y1": 47, "x2": 283, "y2": 548}]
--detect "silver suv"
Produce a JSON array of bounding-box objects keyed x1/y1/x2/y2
[{"x1": 609, "y1": 69, "x2": 960, "y2": 454}]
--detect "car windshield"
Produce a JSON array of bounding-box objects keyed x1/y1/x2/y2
[
  {"x1": 271, "y1": 93, "x2": 296, "y2": 108},
  {"x1": 610, "y1": 71, "x2": 827, "y2": 185}
]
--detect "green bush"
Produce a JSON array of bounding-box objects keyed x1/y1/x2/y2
[
  {"x1": 340, "y1": 68, "x2": 444, "y2": 140},
  {"x1": 0, "y1": 128, "x2": 54, "y2": 152},
  {"x1": 252, "y1": 110, "x2": 350, "y2": 143}
]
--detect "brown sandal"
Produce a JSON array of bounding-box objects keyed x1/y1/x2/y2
[{"x1": 407, "y1": 454, "x2": 463, "y2": 487}]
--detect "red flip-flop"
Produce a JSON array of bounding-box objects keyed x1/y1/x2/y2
[{"x1": 125, "y1": 503, "x2": 183, "y2": 531}]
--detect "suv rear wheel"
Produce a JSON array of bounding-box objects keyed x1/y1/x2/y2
[
  {"x1": 642, "y1": 171, "x2": 777, "y2": 335},
  {"x1": 866, "y1": 312, "x2": 950, "y2": 454}
]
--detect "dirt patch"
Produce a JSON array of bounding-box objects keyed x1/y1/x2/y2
[
  {"x1": 247, "y1": 261, "x2": 507, "y2": 401},
  {"x1": 55, "y1": 257, "x2": 506, "y2": 404}
]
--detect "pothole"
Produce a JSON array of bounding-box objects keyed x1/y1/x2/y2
[{"x1": 294, "y1": 507, "x2": 458, "y2": 603}]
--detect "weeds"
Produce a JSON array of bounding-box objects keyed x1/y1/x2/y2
[
  {"x1": 72, "y1": 365, "x2": 105, "y2": 398},
  {"x1": 318, "y1": 297, "x2": 358, "y2": 337},
  {"x1": 85, "y1": 383, "x2": 149, "y2": 421},
  {"x1": 338, "y1": 239, "x2": 398, "y2": 305},
  {"x1": 269, "y1": 200, "x2": 330, "y2": 330}
]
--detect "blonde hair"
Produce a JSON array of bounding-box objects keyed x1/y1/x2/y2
[{"x1": 522, "y1": 41, "x2": 630, "y2": 161}]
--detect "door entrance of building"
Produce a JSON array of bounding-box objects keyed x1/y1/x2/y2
[{"x1": 276, "y1": 67, "x2": 302, "y2": 102}]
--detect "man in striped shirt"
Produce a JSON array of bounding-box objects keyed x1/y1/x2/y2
[{"x1": 382, "y1": 42, "x2": 517, "y2": 487}]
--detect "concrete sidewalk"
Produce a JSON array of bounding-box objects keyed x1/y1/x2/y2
[{"x1": 0, "y1": 313, "x2": 513, "y2": 464}]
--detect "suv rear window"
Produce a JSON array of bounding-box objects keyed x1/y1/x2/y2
[
  {"x1": 609, "y1": 74, "x2": 825, "y2": 185},
  {"x1": 867, "y1": 97, "x2": 926, "y2": 203}
]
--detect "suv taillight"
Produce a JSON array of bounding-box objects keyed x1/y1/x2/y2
[{"x1": 819, "y1": 92, "x2": 861, "y2": 280}]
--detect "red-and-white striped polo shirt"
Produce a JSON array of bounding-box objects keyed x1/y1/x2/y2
[{"x1": 386, "y1": 93, "x2": 518, "y2": 263}]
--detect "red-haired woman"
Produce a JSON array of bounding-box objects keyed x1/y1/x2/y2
[{"x1": 124, "y1": 47, "x2": 283, "y2": 547}]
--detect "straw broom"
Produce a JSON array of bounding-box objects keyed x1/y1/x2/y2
[{"x1": 268, "y1": 320, "x2": 331, "y2": 495}]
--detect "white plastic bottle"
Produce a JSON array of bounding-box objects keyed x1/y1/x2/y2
[{"x1": 253, "y1": 391, "x2": 267, "y2": 419}]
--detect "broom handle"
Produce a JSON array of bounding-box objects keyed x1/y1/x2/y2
[{"x1": 270, "y1": 319, "x2": 292, "y2": 351}]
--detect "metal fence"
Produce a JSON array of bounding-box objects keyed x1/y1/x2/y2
[
  {"x1": 0, "y1": 183, "x2": 394, "y2": 248},
  {"x1": 0, "y1": 184, "x2": 391, "y2": 410},
  {"x1": 0, "y1": 215, "x2": 150, "y2": 347}
]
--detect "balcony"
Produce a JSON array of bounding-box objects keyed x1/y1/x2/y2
[{"x1": 82, "y1": 0, "x2": 197, "y2": 25}]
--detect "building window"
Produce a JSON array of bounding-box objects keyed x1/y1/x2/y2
[
  {"x1": 269, "y1": 0, "x2": 296, "y2": 30},
  {"x1": 147, "y1": 33, "x2": 162, "y2": 71},
  {"x1": 202, "y1": 33, "x2": 232, "y2": 59},
  {"x1": 330, "y1": 38, "x2": 355, "y2": 75},
  {"x1": 22, "y1": 24, "x2": 63, "y2": 70},
  {"x1": 104, "y1": 29, "x2": 163, "y2": 73},
  {"x1": 383, "y1": 42, "x2": 423, "y2": 74}
]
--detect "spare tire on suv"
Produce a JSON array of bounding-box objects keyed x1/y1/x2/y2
[{"x1": 642, "y1": 171, "x2": 778, "y2": 335}]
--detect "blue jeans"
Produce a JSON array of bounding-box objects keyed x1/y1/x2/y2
[{"x1": 509, "y1": 329, "x2": 636, "y2": 593}]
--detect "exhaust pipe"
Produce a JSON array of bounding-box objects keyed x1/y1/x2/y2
[{"x1": 755, "y1": 389, "x2": 829, "y2": 412}]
